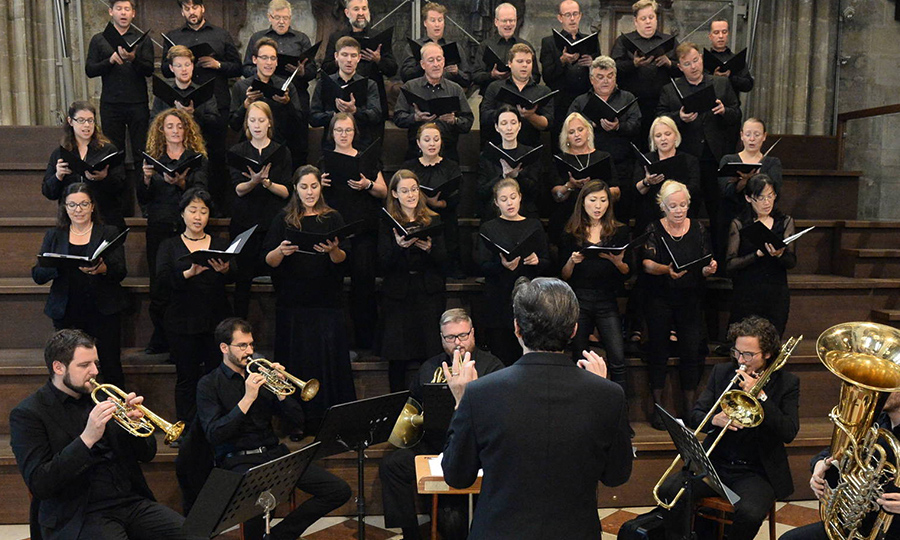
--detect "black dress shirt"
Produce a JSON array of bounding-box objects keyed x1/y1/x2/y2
[
  {"x1": 137, "y1": 151, "x2": 208, "y2": 227},
  {"x1": 400, "y1": 36, "x2": 471, "y2": 87},
  {"x1": 85, "y1": 25, "x2": 154, "y2": 104},
  {"x1": 242, "y1": 26, "x2": 318, "y2": 111},
  {"x1": 229, "y1": 74, "x2": 304, "y2": 144},
  {"x1": 609, "y1": 31, "x2": 680, "y2": 105},
  {"x1": 394, "y1": 76, "x2": 474, "y2": 161},
  {"x1": 150, "y1": 80, "x2": 221, "y2": 130},
  {"x1": 540, "y1": 31, "x2": 591, "y2": 120},
  {"x1": 568, "y1": 88, "x2": 642, "y2": 174},
  {"x1": 704, "y1": 47, "x2": 754, "y2": 94},
  {"x1": 471, "y1": 34, "x2": 541, "y2": 93},
  {"x1": 480, "y1": 77, "x2": 554, "y2": 148},
  {"x1": 309, "y1": 72, "x2": 382, "y2": 150},
  {"x1": 196, "y1": 362, "x2": 306, "y2": 462},
  {"x1": 43, "y1": 144, "x2": 127, "y2": 230},
  {"x1": 162, "y1": 22, "x2": 243, "y2": 112}
]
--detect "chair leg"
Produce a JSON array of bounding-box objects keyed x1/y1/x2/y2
[
  {"x1": 431, "y1": 495, "x2": 439, "y2": 540},
  {"x1": 768, "y1": 503, "x2": 777, "y2": 540}
]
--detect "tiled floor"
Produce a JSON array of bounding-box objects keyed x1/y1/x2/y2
[{"x1": 0, "y1": 501, "x2": 823, "y2": 539}]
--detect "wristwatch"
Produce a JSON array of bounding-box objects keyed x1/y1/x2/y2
[
  {"x1": 365, "y1": 180, "x2": 375, "y2": 191},
  {"x1": 262, "y1": 178, "x2": 272, "y2": 189},
  {"x1": 642, "y1": 178, "x2": 651, "y2": 188}
]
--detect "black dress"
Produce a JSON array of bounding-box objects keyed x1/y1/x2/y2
[
  {"x1": 630, "y1": 150, "x2": 702, "y2": 235},
  {"x1": 401, "y1": 157, "x2": 463, "y2": 273},
  {"x1": 476, "y1": 217, "x2": 550, "y2": 365},
  {"x1": 476, "y1": 144, "x2": 543, "y2": 219},
  {"x1": 43, "y1": 144, "x2": 127, "y2": 230},
  {"x1": 156, "y1": 235, "x2": 232, "y2": 422},
  {"x1": 726, "y1": 213, "x2": 797, "y2": 335},
  {"x1": 263, "y1": 211, "x2": 357, "y2": 424}
]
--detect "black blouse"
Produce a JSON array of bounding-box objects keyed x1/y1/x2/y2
[
  {"x1": 318, "y1": 153, "x2": 383, "y2": 224},
  {"x1": 401, "y1": 157, "x2": 463, "y2": 209},
  {"x1": 228, "y1": 140, "x2": 293, "y2": 232},
  {"x1": 378, "y1": 216, "x2": 449, "y2": 300},
  {"x1": 559, "y1": 225, "x2": 631, "y2": 301},
  {"x1": 156, "y1": 235, "x2": 231, "y2": 334},
  {"x1": 726, "y1": 213, "x2": 797, "y2": 287},
  {"x1": 640, "y1": 219, "x2": 712, "y2": 291},
  {"x1": 631, "y1": 150, "x2": 701, "y2": 230},
  {"x1": 137, "y1": 151, "x2": 209, "y2": 227},
  {"x1": 262, "y1": 211, "x2": 349, "y2": 309},
  {"x1": 476, "y1": 144, "x2": 542, "y2": 218},
  {"x1": 43, "y1": 144, "x2": 127, "y2": 230}
]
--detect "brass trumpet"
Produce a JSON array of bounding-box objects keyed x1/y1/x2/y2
[
  {"x1": 89, "y1": 378, "x2": 184, "y2": 445},
  {"x1": 246, "y1": 358, "x2": 320, "y2": 401},
  {"x1": 652, "y1": 335, "x2": 801, "y2": 509}
]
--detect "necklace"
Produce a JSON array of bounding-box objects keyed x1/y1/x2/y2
[
  {"x1": 182, "y1": 233, "x2": 207, "y2": 241},
  {"x1": 666, "y1": 221, "x2": 687, "y2": 242},
  {"x1": 572, "y1": 152, "x2": 590, "y2": 170},
  {"x1": 71, "y1": 224, "x2": 93, "y2": 236}
]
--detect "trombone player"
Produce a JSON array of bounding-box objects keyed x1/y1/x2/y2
[
  {"x1": 659, "y1": 316, "x2": 799, "y2": 540},
  {"x1": 379, "y1": 308, "x2": 504, "y2": 540},
  {"x1": 195, "y1": 317, "x2": 350, "y2": 540},
  {"x1": 9, "y1": 329, "x2": 201, "y2": 540}
]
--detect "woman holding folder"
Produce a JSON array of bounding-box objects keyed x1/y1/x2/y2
[
  {"x1": 726, "y1": 173, "x2": 796, "y2": 335},
  {"x1": 476, "y1": 178, "x2": 550, "y2": 365},
  {"x1": 228, "y1": 101, "x2": 292, "y2": 318},
  {"x1": 264, "y1": 165, "x2": 356, "y2": 431},
  {"x1": 476, "y1": 106, "x2": 542, "y2": 219},
  {"x1": 401, "y1": 122, "x2": 464, "y2": 276},
  {"x1": 156, "y1": 188, "x2": 231, "y2": 425},
  {"x1": 639, "y1": 180, "x2": 716, "y2": 429},
  {"x1": 32, "y1": 182, "x2": 127, "y2": 386},
  {"x1": 379, "y1": 170, "x2": 448, "y2": 392},
  {"x1": 319, "y1": 112, "x2": 386, "y2": 350},
  {"x1": 718, "y1": 118, "x2": 783, "y2": 232},
  {"x1": 559, "y1": 181, "x2": 630, "y2": 389},
  {"x1": 43, "y1": 100, "x2": 127, "y2": 230}
]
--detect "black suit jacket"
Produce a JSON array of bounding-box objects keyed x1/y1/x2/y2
[
  {"x1": 657, "y1": 75, "x2": 741, "y2": 163},
  {"x1": 31, "y1": 224, "x2": 128, "y2": 320},
  {"x1": 690, "y1": 361, "x2": 799, "y2": 499},
  {"x1": 9, "y1": 382, "x2": 157, "y2": 540},
  {"x1": 442, "y1": 352, "x2": 633, "y2": 539}
]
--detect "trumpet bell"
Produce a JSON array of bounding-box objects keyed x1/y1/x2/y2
[
  {"x1": 299, "y1": 379, "x2": 320, "y2": 401},
  {"x1": 163, "y1": 420, "x2": 185, "y2": 445},
  {"x1": 389, "y1": 398, "x2": 424, "y2": 448}
]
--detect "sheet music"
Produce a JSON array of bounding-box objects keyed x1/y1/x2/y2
[{"x1": 428, "y1": 454, "x2": 483, "y2": 478}]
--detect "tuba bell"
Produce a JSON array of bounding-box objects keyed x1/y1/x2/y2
[
  {"x1": 816, "y1": 322, "x2": 900, "y2": 540},
  {"x1": 90, "y1": 379, "x2": 184, "y2": 445},
  {"x1": 388, "y1": 359, "x2": 455, "y2": 448}
]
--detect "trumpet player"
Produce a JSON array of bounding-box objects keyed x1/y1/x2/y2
[
  {"x1": 779, "y1": 392, "x2": 900, "y2": 540},
  {"x1": 379, "y1": 308, "x2": 504, "y2": 540},
  {"x1": 195, "y1": 318, "x2": 350, "y2": 540},
  {"x1": 9, "y1": 329, "x2": 201, "y2": 540},
  {"x1": 659, "y1": 316, "x2": 799, "y2": 540}
]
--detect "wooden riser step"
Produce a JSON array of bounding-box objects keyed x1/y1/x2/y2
[
  {"x1": 835, "y1": 248, "x2": 900, "y2": 278},
  {"x1": 871, "y1": 309, "x2": 900, "y2": 325}
]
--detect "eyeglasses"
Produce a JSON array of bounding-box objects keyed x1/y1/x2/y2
[
  {"x1": 730, "y1": 348, "x2": 761, "y2": 361},
  {"x1": 397, "y1": 186, "x2": 419, "y2": 195},
  {"x1": 270, "y1": 15, "x2": 290, "y2": 22},
  {"x1": 441, "y1": 330, "x2": 472, "y2": 343},
  {"x1": 333, "y1": 127, "x2": 355, "y2": 135},
  {"x1": 229, "y1": 342, "x2": 254, "y2": 351},
  {"x1": 65, "y1": 201, "x2": 93, "y2": 210},
  {"x1": 559, "y1": 11, "x2": 581, "y2": 18},
  {"x1": 71, "y1": 117, "x2": 95, "y2": 125},
  {"x1": 751, "y1": 194, "x2": 776, "y2": 203},
  {"x1": 256, "y1": 55, "x2": 277, "y2": 62}
]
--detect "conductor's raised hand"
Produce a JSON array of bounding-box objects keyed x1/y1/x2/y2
[
  {"x1": 442, "y1": 349, "x2": 476, "y2": 407},
  {"x1": 577, "y1": 349, "x2": 607, "y2": 378}
]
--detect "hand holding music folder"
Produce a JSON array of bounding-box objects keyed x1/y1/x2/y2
[
  {"x1": 324, "y1": 75, "x2": 370, "y2": 107},
  {"x1": 671, "y1": 79, "x2": 718, "y2": 115},
  {"x1": 142, "y1": 151, "x2": 203, "y2": 176},
  {"x1": 488, "y1": 143, "x2": 544, "y2": 169},
  {"x1": 553, "y1": 153, "x2": 614, "y2": 182},
  {"x1": 322, "y1": 139, "x2": 379, "y2": 187},
  {"x1": 407, "y1": 39, "x2": 462, "y2": 65},
  {"x1": 418, "y1": 176, "x2": 462, "y2": 200},
  {"x1": 483, "y1": 46, "x2": 510, "y2": 73},
  {"x1": 276, "y1": 40, "x2": 321, "y2": 77},
  {"x1": 703, "y1": 48, "x2": 747, "y2": 74},
  {"x1": 631, "y1": 145, "x2": 690, "y2": 180},
  {"x1": 249, "y1": 66, "x2": 302, "y2": 99},
  {"x1": 178, "y1": 225, "x2": 258, "y2": 266},
  {"x1": 226, "y1": 145, "x2": 287, "y2": 174},
  {"x1": 582, "y1": 93, "x2": 638, "y2": 123},
  {"x1": 661, "y1": 236, "x2": 713, "y2": 273},
  {"x1": 621, "y1": 32, "x2": 677, "y2": 59},
  {"x1": 717, "y1": 138, "x2": 781, "y2": 177},
  {"x1": 102, "y1": 22, "x2": 150, "y2": 53},
  {"x1": 740, "y1": 222, "x2": 814, "y2": 253},
  {"x1": 480, "y1": 228, "x2": 541, "y2": 261},
  {"x1": 152, "y1": 75, "x2": 215, "y2": 109},
  {"x1": 581, "y1": 231, "x2": 649, "y2": 257},
  {"x1": 495, "y1": 86, "x2": 559, "y2": 110},
  {"x1": 358, "y1": 27, "x2": 394, "y2": 54},
  {"x1": 552, "y1": 30, "x2": 600, "y2": 57},
  {"x1": 38, "y1": 228, "x2": 130, "y2": 269},
  {"x1": 400, "y1": 89, "x2": 461, "y2": 117},
  {"x1": 59, "y1": 147, "x2": 125, "y2": 175},
  {"x1": 285, "y1": 220, "x2": 366, "y2": 254},
  {"x1": 381, "y1": 208, "x2": 443, "y2": 240}
]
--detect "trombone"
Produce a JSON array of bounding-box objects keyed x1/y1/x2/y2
[
  {"x1": 89, "y1": 378, "x2": 184, "y2": 445},
  {"x1": 246, "y1": 358, "x2": 320, "y2": 401},
  {"x1": 652, "y1": 335, "x2": 802, "y2": 509}
]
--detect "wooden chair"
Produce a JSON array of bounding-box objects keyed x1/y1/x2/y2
[{"x1": 694, "y1": 496, "x2": 777, "y2": 540}]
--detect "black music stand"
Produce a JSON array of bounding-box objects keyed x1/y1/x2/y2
[
  {"x1": 181, "y1": 442, "x2": 320, "y2": 538},
  {"x1": 314, "y1": 391, "x2": 411, "y2": 540},
  {"x1": 655, "y1": 405, "x2": 739, "y2": 539}
]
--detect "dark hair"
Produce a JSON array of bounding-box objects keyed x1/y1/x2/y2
[
  {"x1": 215, "y1": 317, "x2": 253, "y2": 348},
  {"x1": 61, "y1": 101, "x2": 110, "y2": 152},
  {"x1": 57, "y1": 182, "x2": 102, "y2": 229},
  {"x1": 512, "y1": 277, "x2": 579, "y2": 352},
  {"x1": 44, "y1": 328, "x2": 96, "y2": 372},
  {"x1": 327, "y1": 111, "x2": 358, "y2": 146},
  {"x1": 494, "y1": 104, "x2": 520, "y2": 125},
  {"x1": 178, "y1": 187, "x2": 214, "y2": 213},
  {"x1": 254, "y1": 37, "x2": 278, "y2": 56},
  {"x1": 177, "y1": 0, "x2": 202, "y2": 7},
  {"x1": 738, "y1": 173, "x2": 782, "y2": 224},
  {"x1": 563, "y1": 181, "x2": 622, "y2": 244},
  {"x1": 335, "y1": 35, "x2": 361, "y2": 52},
  {"x1": 110, "y1": 0, "x2": 136, "y2": 8},
  {"x1": 726, "y1": 315, "x2": 781, "y2": 366}
]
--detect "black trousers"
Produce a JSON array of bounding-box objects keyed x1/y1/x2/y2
[
  {"x1": 77, "y1": 497, "x2": 202, "y2": 540},
  {"x1": 204, "y1": 113, "x2": 231, "y2": 217},
  {"x1": 571, "y1": 295, "x2": 626, "y2": 390},
  {"x1": 349, "y1": 232, "x2": 379, "y2": 349},
  {"x1": 101, "y1": 101, "x2": 149, "y2": 161},
  {"x1": 230, "y1": 227, "x2": 269, "y2": 319},
  {"x1": 644, "y1": 288, "x2": 704, "y2": 391},
  {"x1": 779, "y1": 522, "x2": 828, "y2": 540},
  {"x1": 146, "y1": 223, "x2": 180, "y2": 351},
  {"x1": 55, "y1": 311, "x2": 124, "y2": 387},
  {"x1": 168, "y1": 331, "x2": 218, "y2": 422},
  {"x1": 660, "y1": 464, "x2": 775, "y2": 540},
  {"x1": 226, "y1": 451, "x2": 351, "y2": 540},
  {"x1": 380, "y1": 446, "x2": 469, "y2": 540}
]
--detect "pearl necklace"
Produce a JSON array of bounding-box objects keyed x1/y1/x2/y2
[{"x1": 71, "y1": 224, "x2": 93, "y2": 236}]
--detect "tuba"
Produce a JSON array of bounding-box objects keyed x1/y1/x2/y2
[
  {"x1": 652, "y1": 335, "x2": 801, "y2": 509},
  {"x1": 816, "y1": 322, "x2": 900, "y2": 540},
  {"x1": 389, "y1": 357, "x2": 458, "y2": 448},
  {"x1": 247, "y1": 358, "x2": 320, "y2": 401},
  {"x1": 90, "y1": 379, "x2": 184, "y2": 445}
]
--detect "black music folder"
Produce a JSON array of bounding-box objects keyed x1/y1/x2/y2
[
  {"x1": 276, "y1": 40, "x2": 321, "y2": 77},
  {"x1": 480, "y1": 228, "x2": 542, "y2": 260},
  {"x1": 581, "y1": 93, "x2": 638, "y2": 123},
  {"x1": 323, "y1": 75, "x2": 370, "y2": 107},
  {"x1": 740, "y1": 222, "x2": 814, "y2": 252},
  {"x1": 142, "y1": 151, "x2": 203, "y2": 176},
  {"x1": 488, "y1": 143, "x2": 544, "y2": 169},
  {"x1": 672, "y1": 79, "x2": 718, "y2": 114},
  {"x1": 226, "y1": 145, "x2": 287, "y2": 173},
  {"x1": 552, "y1": 30, "x2": 600, "y2": 57},
  {"x1": 161, "y1": 33, "x2": 215, "y2": 59},
  {"x1": 703, "y1": 48, "x2": 747, "y2": 74},
  {"x1": 632, "y1": 144, "x2": 690, "y2": 179},
  {"x1": 418, "y1": 176, "x2": 462, "y2": 199},
  {"x1": 495, "y1": 86, "x2": 558, "y2": 110},
  {"x1": 406, "y1": 39, "x2": 462, "y2": 65},
  {"x1": 249, "y1": 66, "x2": 302, "y2": 99},
  {"x1": 553, "y1": 153, "x2": 614, "y2": 182},
  {"x1": 102, "y1": 22, "x2": 150, "y2": 52},
  {"x1": 380, "y1": 208, "x2": 444, "y2": 240},
  {"x1": 400, "y1": 89, "x2": 460, "y2": 116},
  {"x1": 178, "y1": 225, "x2": 258, "y2": 266},
  {"x1": 717, "y1": 161, "x2": 762, "y2": 177},
  {"x1": 59, "y1": 147, "x2": 125, "y2": 175},
  {"x1": 152, "y1": 76, "x2": 215, "y2": 108},
  {"x1": 285, "y1": 220, "x2": 366, "y2": 254},
  {"x1": 581, "y1": 231, "x2": 649, "y2": 257},
  {"x1": 358, "y1": 27, "x2": 394, "y2": 53},
  {"x1": 483, "y1": 45, "x2": 510, "y2": 73},
  {"x1": 322, "y1": 139, "x2": 379, "y2": 186},
  {"x1": 621, "y1": 32, "x2": 677, "y2": 58},
  {"x1": 661, "y1": 236, "x2": 712, "y2": 272},
  {"x1": 38, "y1": 228, "x2": 130, "y2": 268}
]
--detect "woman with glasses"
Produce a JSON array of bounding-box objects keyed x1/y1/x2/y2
[
  {"x1": 319, "y1": 112, "x2": 387, "y2": 351},
  {"x1": 32, "y1": 182, "x2": 128, "y2": 386},
  {"x1": 43, "y1": 101, "x2": 127, "y2": 230},
  {"x1": 640, "y1": 180, "x2": 716, "y2": 429},
  {"x1": 476, "y1": 106, "x2": 542, "y2": 219},
  {"x1": 264, "y1": 165, "x2": 357, "y2": 432},
  {"x1": 379, "y1": 170, "x2": 448, "y2": 392},
  {"x1": 726, "y1": 173, "x2": 796, "y2": 335},
  {"x1": 156, "y1": 188, "x2": 231, "y2": 425}
]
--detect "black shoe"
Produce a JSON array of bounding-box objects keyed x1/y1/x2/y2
[{"x1": 650, "y1": 411, "x2": 667, "y2": 431}]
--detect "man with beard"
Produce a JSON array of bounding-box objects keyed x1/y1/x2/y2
[
  {"x1": 9, "y1": 329, "x2": 199, "y2": 540},
  {"x1": 195, "y1": 318, "x2": 350, "y2": 540},
  {"x1": 379, "y1": 308, "x2": 504, "y2": 540},
  {"x1": 322, "y1": 0, "x2": 398, "y2": 155}
]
